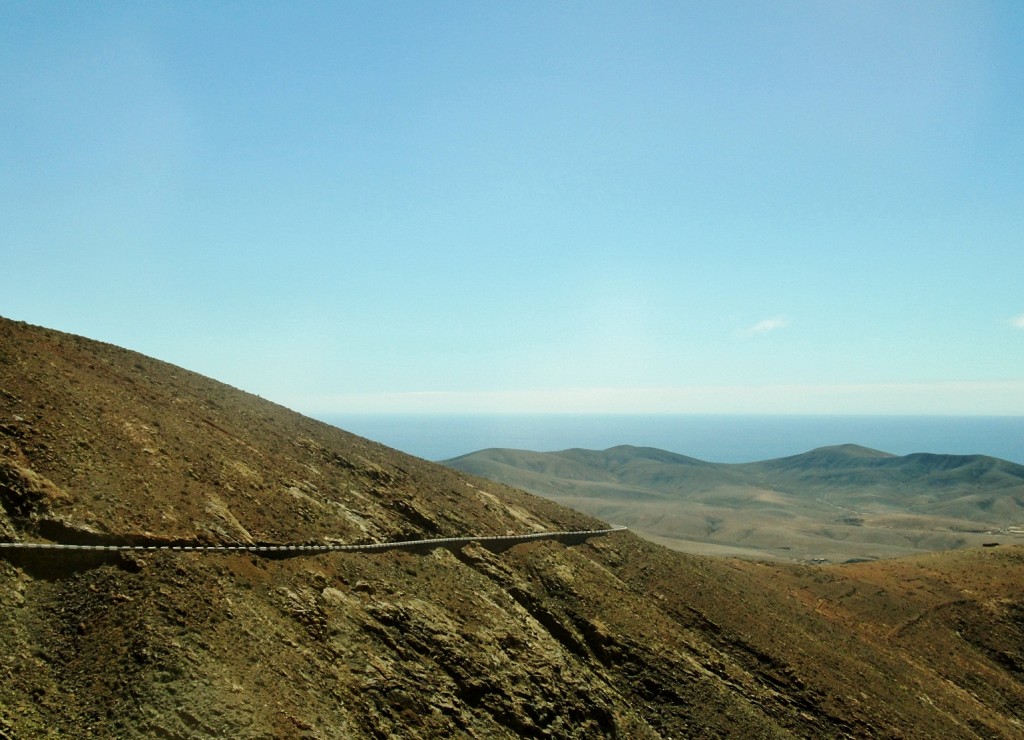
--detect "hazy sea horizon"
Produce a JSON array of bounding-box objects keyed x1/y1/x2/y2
[{"x1": 315, "y1": 414, "x2": 1024, "y2": 466}]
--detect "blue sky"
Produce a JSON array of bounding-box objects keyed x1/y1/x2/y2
[{"x1": 3, "y1": 1, "x2": 1023, "y2": 415}]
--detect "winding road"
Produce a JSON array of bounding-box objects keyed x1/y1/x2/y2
[{"x1": 0, "y1": 525, "x2": 628, "y2": 555}]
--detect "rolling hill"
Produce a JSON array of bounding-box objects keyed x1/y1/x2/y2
[
  {"x1": 443, "y1": 444, "x2": 1024, "y2": 562},
  {"x1": 2, "y1": 316, "x2": 1024, "y2": 738}
]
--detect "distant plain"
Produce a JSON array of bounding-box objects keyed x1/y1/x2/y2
[{"x1": 444, "y1": 444, "x2": 1024, "y2": 563}]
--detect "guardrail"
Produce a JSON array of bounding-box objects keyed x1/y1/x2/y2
[{"x1": 0, "y1": 525, "x2": 628, "y2": 555}]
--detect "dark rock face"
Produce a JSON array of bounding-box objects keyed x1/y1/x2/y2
[{"x1": 2, "y1": 316, "x2": 1023, "y2": 738}]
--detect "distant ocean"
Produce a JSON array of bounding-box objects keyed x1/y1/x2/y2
[{"x1": 316, "y1": 414, "x2": 1024, "y2": 465}]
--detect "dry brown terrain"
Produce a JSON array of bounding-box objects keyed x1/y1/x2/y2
[
  {"x1": 2, "y1": 316, "x2": 1023, "y2": 738},
  {"x1": 444, "y1": 445, "x2": 1024, "y2": 562}
]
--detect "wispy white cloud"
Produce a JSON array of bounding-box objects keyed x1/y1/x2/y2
[
  {"x1": 1010, "y1": 314, "x2": 1024, "y2": 329},
  {"x1": 742, "y1": 316, "x2": 789, "y2": 336}
]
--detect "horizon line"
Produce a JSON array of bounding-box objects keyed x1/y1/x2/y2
[{"x1": 281, "y1": 381, "x2": 1024, "y2": 417}]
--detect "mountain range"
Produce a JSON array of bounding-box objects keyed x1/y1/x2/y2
[
  {"x1": 443, "y1": 445, "x2": 1024, "y2": 562},
  {"x1": 2, "y1": 316, "x2": 1023, "y2": 737}
]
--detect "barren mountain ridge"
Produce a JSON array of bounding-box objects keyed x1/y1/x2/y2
[{"x1": 2, "y1": 317, "x2": 1023, "y2": 738}]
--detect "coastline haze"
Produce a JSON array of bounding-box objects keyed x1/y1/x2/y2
[{"x1": 318, "y1": 414, "x2": 1024, "y2": 466}]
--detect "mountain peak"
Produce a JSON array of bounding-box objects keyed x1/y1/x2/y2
[{"x1": 814, "y1": 443, "x2": 896, "y2": 457}]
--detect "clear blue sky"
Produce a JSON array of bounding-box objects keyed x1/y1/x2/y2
[{"x1": 3, "y1": 1, "x2": 1023, "y2": 415}]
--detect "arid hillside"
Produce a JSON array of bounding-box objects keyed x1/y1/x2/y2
[
  {"x1": 2, "y1": 316, "x2": 1023, "y2": 738},
  {"x1": 444, "y1": 445, "x2": 1024, "y2": 562}
]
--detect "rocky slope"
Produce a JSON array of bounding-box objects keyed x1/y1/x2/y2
[{"x1": 2, "y1": 316, "x2": 1023, "y2": 738}]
